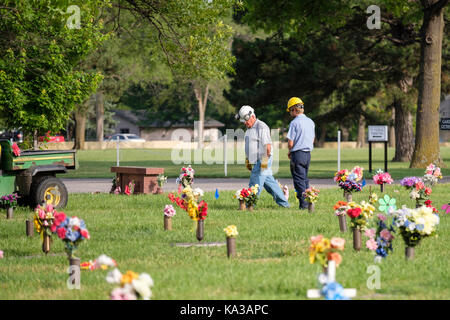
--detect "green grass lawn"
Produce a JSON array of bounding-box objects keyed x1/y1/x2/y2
[
  {"x1": 1, "y1": 184, "x2": 449, "y2": 300},
  {"x1": 60, "y1": 147, "x2": 450, "y2": 180}
]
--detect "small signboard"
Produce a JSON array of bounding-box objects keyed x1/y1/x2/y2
[
  {"x1": 440, "y1": 118, "x2": 450, "y2": 130},
  {"x1": 368, "y1": 125, "x2": 388, "y2": 142}
]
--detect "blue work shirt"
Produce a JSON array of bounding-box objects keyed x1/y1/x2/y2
[{"x1": 286, "y1": 114, "x2": 315, "y2": 152}]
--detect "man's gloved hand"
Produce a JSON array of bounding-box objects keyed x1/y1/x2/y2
[
  {"x1": 245, "y1": 158, "x2": 252, "y2": 171},
  {"x1": 261, "y1": 155, "x2": 269, "y2": 169}
]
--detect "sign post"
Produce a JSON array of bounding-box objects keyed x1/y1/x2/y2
[{"x1": 368, "y1": 125, "x2": 388, "y2": 173}]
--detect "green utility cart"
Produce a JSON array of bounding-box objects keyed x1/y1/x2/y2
[{"x1": 0, "y1": 139, "x2": 77, "y2": 209}]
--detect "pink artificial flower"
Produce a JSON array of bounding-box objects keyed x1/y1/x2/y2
[
  {"x1": 43, "y1": 220, "x2": 48, "y2": 226},
  {"x1": 415, "y1": 181, "x2": 425, "y2": 190},
  {"x1": 38, "y1": 209, "x2": 46, "y2": 220},
  {"x1": 330, "y1": 237, "x2": 345, "y2": 250},
  {"x1": 55, "y1": 212, "x2": 66, "y2": 223},
  {"x1": 434, "y1": 167, "x2": 441, "y2": 177},
  {"x1": 50, "y1": 224, "x2": 57, "y2": 232},
  {"x1": 0, "y1": 250, "x2": 3, "y2": 259},
  {"x1": 377, "y1": 214, "x2": 387, "y2": 221},
  {"x1": 310, "y1": 235, "x2": 323, "y2": 245},
  {"x1": 364, "y1": 228, "x2": 376, "y2": 238},
  {"x1": 366, "y1": 238, "x2": 378, "y2": 250},
  {"x1": 424, "y1": 187, "x2": 432, "y2": 196},
  {"x1": 442, "y1": 204, "x2": 450, "y2": 214},
  {"x1": 380, "y1": 229, "x2": 394, "y2": 241},
  {"x1": 124, "y1": 185, "x2": 131, "y2": 195},
  {"x1": 12, "y1": 143, "x2": 21, "y2": 156},
  {"x1": 46, "y1": 204, "x2": 54, "y2": 212},
  {"x1": 57, "y1": 227, "x2": 67, "y2": 239}
]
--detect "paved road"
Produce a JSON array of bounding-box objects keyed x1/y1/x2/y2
[{"x1": 63, "y1": 176, "x2": 450, "y2": 193}]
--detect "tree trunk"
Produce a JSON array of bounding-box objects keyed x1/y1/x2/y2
[
  {"x1": 393, "y1": 79, "x2": 415, "y2": 162},
  {"x1": 410, "y1": 1, "x2": 446, "y2": 168},
  {"x1": 316, "y1": 125, "x2": 327, "y2": 147},
  {"x1": 74, "y1": 111, "x2": 87, "y2": 150},
  {"x1": 193, "y1": 83, "x2": 209, "y2": 149},
  {"x1": 356, "y1": 114, "x2": 365, "y2": 148},
  {"x1": 95, "y1": 91, "x2": 104, "y2": 142},
  {"x1": 341, "y1": 126, "x2": 350, "y2": 141},
  {"x1": 389, "y1": 107, "x2": 395, "y2": 148}
]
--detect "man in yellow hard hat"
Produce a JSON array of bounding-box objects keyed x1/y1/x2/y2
[{"x1": 286, "y1": 97, "x2": 315, "y2": 210}]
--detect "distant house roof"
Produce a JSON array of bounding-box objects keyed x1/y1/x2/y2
[{"x1": 113, "y1": 109, "x2": 224, "y2": 128}]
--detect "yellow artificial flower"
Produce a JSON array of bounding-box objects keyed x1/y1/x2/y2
[
  {"x1": 224, "y1": 225, "x2": 238, "y2": 238},
  {"x1": 33, "y1": 216, "x2": 42, "y2": 234},
  {"x1": 316, "y1": 238, "x2": 331, "y2": 253},
  {"x1": 187, "y1": 200, "x2": 199, "y2": 221},
  {"x1": 121, "y1": 270, "x2": 139, "y2": 286}
]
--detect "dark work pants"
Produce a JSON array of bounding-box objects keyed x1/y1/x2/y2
[{"x1": 290, "y1": 150, "x2": 311, "y2": 209}]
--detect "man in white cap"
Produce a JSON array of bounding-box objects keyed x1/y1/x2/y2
[{"x1": 236, "y1": 105, "x2": 290, "y2": 208}]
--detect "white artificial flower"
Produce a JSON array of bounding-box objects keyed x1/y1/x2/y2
[
  {"x1": 409, "y1": 190, "x2": 420, "y2": 200},
  {"x1": 68, "y1": 217, "x2": 81, "y2": 229},
  {"x1": 193, "y1": 188, "x2": 204, "y2": 197},
  {"x1": 132, "y1": 279, "x2": 152, "y2": 300},
  {"x1": 138, "y1": 273, "x2": 154, "y2": 288},
  {"x1": 106, "y1": 268, "x2": 122, "y2": 284},
  {"x1": 97, "y1": 254, "x2": 116, "y2": 267}
]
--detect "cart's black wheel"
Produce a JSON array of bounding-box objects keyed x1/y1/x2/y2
[{"x1": 30, "y1": 176, "x2": 68, "y2": 209}]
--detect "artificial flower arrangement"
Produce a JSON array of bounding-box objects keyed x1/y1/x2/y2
[
  {"x1": 124, "y1": 180, "x2": 135, "y2": 195},
  {"x1": 81, "y1": 254, "x2": 117, "y2": 271},
  {"x1": 53, "y1": 215, "x2": 90, "y2": 259},
  {"x1": 391, "y1": 205, "x2": 439, "y2": 249},
  {"x1": 423, "y1": 163, "x2": 442, "y2": 186},
  {"x1": 157, "y1": 174, "x2": 168, "y2": 187},
  {"x1": 346, "y1": 201, "x2": 375, "y2": 231},
  {"x1": 309, "y1": 235, "x2": 345, "y2": 268},
  {"x1": 334, "y1": 166, "x2": 364, "y2": 194},
  {"x1": 164, "y1": 204, "x2": 176, "y2": 218},
  {"x1": 224, "y1": 225, "x2": 238, "y2": 238},
  {"x1": 372, "y1": 169, "x2": 393, "y2": 192},
  {"x1": 176, "y1": 165, "x2": 195, "y2": 188},
  {"x1": 401, "y1": 178, "x2": 432, "y2": 207},
  {"x1": 110, "y1": 177, "x2": 121, "y2": 194},
  {"x1": 364, "y1": 213, "x2": 395, "y2": 262},
  {"x1": 168, "y1": 185, "x2": 207, "y2": 221},
  {"x1": 107, "y1": 269, "x2": 154, "y2": 300},
  {"x1": 233, "y1": 185, "x2": 259, "y2": 209},
  {"x1": 303, "y1": 186, "x2": 320, "y2": 204},
  {"x1": 33, "y1": 204, "x2": 57, "y2": 239},
  {"x1": 333, "y1": 201, "x2": 348, "y2": 217},
  {"x1": 1, "y1": 193, "x2": 18, "y2": 208}
]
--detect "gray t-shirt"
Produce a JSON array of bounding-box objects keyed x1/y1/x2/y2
[{"x1": 245, "y1": 119, "x2": 272, "y2": 164}]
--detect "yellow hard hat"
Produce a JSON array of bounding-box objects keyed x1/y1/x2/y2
[{"x1": 286, "y1": 97, "x2": 304, "y2": 112}]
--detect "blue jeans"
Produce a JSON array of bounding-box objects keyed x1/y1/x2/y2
[
  {"x1": 249, "y1": 156, "x2": 290, "y2": 208},
  {"x1": 290, "y1": 150, "x2": 311, "y2": 209}
]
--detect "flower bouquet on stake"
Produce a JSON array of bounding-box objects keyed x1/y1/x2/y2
[
  {"x1": 124, "y1": 180, "x2": 135, "y2": 195},
  {"x1": 346, "y1": 201, "x2": 375, "y2": 251},
  {"x1": 110, "y1": 177, "x2": 120, "y2": 194},
  {"x1": 107, "y1": 269, "x2": 154, "y2": 300},
  {"x1": 53, "y1": 215, "x2": 90, "y2": 269},
  {"x1": 176, "y1": 165, "x2": 195, "y2": 192},
  {"x1": 309, "y1": 235, "x2": 345, "y2": 271},
  {"x1": 1, "y1": 193, "x2": 18, "y2": 219},
  {"x1": 333, "y1": 201, "x2": 348, "y2": 232},
  {"x1": 334, "y1": 166, "x2": 364, "y2": 202},
  {"x1": 391, "y1": 205, "x2": 439, "y2": 260},
  {"x1": 303, "y1": 186, "x2": 320, "y2": 212},
  {"x1": 156, "y1": 174, "x2": 168, "y2": 194},
  {"x1": 372, "y1": 169, "x2": 393, "y2": 193},
  {"x1": 364, "y1": 213, "x2": 395, "y2": 263},
  {"x1": 234, "y1": 185, "x2": 259, "y2": 211},
  {"x1": 163, "y1": 204, "x2": 176, "y2": 230},
  {"x1": 81, "y1": 254, "x2": 117, "y2": 271},
  {"x1": 423, "y1": 163, "x2": 442, "y2": 187},
  {"x1": 224, "y1": 225, "x2": 238, "y2": 258},
  {"x1": 33, "y1": 204, "x2": 57, "y2": 254}
]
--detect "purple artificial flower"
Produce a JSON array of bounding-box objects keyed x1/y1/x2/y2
[{"x1": 400, "y1": 177, "x2": 421, "y2": 188}]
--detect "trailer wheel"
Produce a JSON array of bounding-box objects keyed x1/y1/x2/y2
[{"x1": 30, "y1": 176, "x2": 68, "y2": 209}]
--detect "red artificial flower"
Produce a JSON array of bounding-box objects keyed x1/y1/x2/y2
[
  {"x1": 80, "y1": 229, "x2": 90, "y2": 239},
  {"x1": 124, "y1": 185, "x2": 131, "y2": 195},
  {"x1": 198, "y1": 200, "x2": 208, "y2": 220},
  {"x1": 168, "y1": 193, "x2": 176, "y2": 203},
  {"x1": 425, "y1": 200, "x2": 432, "y2": 206},
  {"x1": 12, "y1": 143, "x2": 21, "y2": 156},
  {"x1": 424, "y1": 187, "x2": 432, "y2": 196},
  {"x1": 347, "y1": 207, "x2": 362, "y2": 219},
  {"x1": 57, "y1": 227, "x2": 67, "y2": 239}
]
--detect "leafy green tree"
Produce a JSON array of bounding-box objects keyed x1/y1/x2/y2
[{"x1": 0, "y1": 0, "x2": 107, "y2": 147}]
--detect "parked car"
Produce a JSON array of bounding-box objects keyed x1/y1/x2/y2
[
  {"x1": 38, "y1": 135, "x2": 65, "y2": 143},
  {"x1": 108, "y1": 134, "x2": 146, "y2": 143}
]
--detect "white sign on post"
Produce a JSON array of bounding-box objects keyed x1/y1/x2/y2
[{"x1": 368, "y1": 125, "x2": 388, "y2": 142}]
